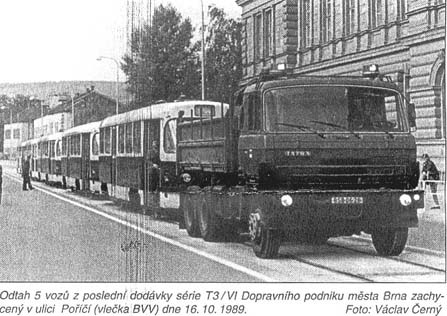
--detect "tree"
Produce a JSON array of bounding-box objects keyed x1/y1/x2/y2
[
  {"x1": 204, "y1": 7, "x2": 243, "y2": 104},
  {"x1": 122, "y1": 4, "x2": 200, "y2": 108}
]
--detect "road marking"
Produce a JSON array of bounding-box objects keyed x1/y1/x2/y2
[{"x1": 5, "y1": 173, "x2": 276, "y2": 282}]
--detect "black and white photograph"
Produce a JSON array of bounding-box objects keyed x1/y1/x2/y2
[{"x1": 0, "y1": 0, "x2": 445, "y2": 315}]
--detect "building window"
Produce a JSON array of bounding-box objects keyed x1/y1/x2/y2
[
  {"x1": 302, "y1": 0, "x2": 312, "y2": 47},
  {"x1": 254, "y1": 14, "x2": 262, "y2": 61},
  {"x1": 4, "y1": 130, "x2": 11, "y2": 140},
  {"x1": 400, "y1": 0, "x2": 407, "y2": 19},
  {"x1": 345, "y1": 0, "x2": 356, "y2": 35},
  {"x1": 13, "y1": 129, "x2": 20, "y2": 139},
  {"x1": 264, "y1": 9, "x2": 273, "y2": 58},
  {"x1": 321, "y1": 0, "x2": 333, "y2": 42},
  {"x1": 372, "y1": 0, "x2": 383, "y2": 28}
]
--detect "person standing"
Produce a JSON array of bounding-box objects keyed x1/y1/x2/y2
[
  {"x1": 422, "y1": 153, "x2": 440, "y2": 209},
  {"x1": 22, "y1": 155, "x2": 33, "y2": 191}
]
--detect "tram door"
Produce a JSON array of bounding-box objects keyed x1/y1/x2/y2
[
  {"x1": 81, "y1": 132, "x2": 90, "y2": 191},
  {"x1": 111, "y1": 127, "x2": 117, "y2": 188},
  {"x1": 143, "y1": 119, "x2": 160, "y2": 207}
]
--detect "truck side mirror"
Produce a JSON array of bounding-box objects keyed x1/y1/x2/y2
[{"x1": 408, "y1": 102, "x2": 416, "y2": 132}]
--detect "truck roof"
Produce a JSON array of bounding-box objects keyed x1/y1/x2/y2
[{"x1": 244, "y1": 75, "x2": 401, "y2": 93}]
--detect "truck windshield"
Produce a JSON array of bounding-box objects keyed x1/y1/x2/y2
[{"x1": 264, "y1": 86, "x2": 407, "y2": 133}]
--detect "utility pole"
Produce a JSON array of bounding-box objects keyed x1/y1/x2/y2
[{"x1": 201, "y1": 0, "x2": 206, "y2": 100}]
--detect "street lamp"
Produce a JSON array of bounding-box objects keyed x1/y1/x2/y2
[
  {"x1": 97, "y1": 56, "x2": 120, "y2": 114},
  {"x1": 200, "y1": 0, "x2": 206, "y2": 100}
]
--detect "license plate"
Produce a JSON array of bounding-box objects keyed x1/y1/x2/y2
[{"x1": 331, "y1": 196, "x2": 364, "y2": 204}]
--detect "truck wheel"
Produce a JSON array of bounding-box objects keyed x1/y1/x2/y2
[
  {"x1": 183, "y1": 194, "x2": 200, "y2": 238},
  {"x1": 198, "y1": 196, "x2": 221, "y2": 241},
  {"x1": 249, "y1": 212, "x2": 281, "y2": 259},
  {"x1": 372, "y1": 227, "x2": 408, "y2": 256}
]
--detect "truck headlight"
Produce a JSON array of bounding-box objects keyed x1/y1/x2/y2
[
  {"x1": 399, "y1": 194, "x2": 412, "y2": 206},
  {"x1": 181, "y1": 173, "x2": 192, "y2": 183},
  {"x1": 281, "y1": 194, "x2": 293, "y2": 207},
  {"x1": 413, "y1": 194, "x2": 420, "y2": 201}
]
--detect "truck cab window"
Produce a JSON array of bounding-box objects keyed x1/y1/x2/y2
[{"x1": 242, "y1": 93, "x2": 261, "y2": 131}]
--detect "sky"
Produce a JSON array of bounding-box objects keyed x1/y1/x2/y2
[{"x1": 0, "y1": 0, "x2": 241, "y2": 84}]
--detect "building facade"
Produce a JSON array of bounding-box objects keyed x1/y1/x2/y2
[
  {"x1": 3, "y1": 122, "x2": 30, "y2": 158},
  {"x1": 33, "y1": 112, "x2": 73, "y2": 138},
  {"x1": 236, "y1": 0, "x2": 446, "y2": 172}
]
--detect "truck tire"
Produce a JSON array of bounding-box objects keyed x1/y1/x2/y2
[
  {"x1": 249, "y1": 212, "x2": 281, "y2": 259},
  {"x1": 198, "y1": 194, "x2": 221, "y2": 241},
  {"x1": 372, "y1": 227, "x2": 408, "y2": 256},
  {"x1": 183, "y1": 190, "x2": 201, "y2": 238},
  {"x1": 252, "y1": 224, "x2": 281, "y2": 259}
]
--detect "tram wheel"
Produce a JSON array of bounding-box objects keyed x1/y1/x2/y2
[
  {"x1": 372, "y1": 227, "x2": 408, "y2": 256},
  {"x1": 197, "y1": 194, "x2": 221, "y2": 241},
  {"x1": 249, "y1": 211, "x2": 281, "y2": 259},
  {"x1": 183, "y1": 188, "x2": 201, "y2": 238}
]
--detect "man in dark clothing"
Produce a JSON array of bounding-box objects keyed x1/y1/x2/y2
[
  {"x1": 22, "y1": 155, "x2": 33, "y2": 191},
  {"x1": 422, "y1": 153, "x2": 440, "y2": 209}
]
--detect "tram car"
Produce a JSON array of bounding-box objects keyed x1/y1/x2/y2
[
  {"x1": 39, "y1": 132, "x2": 64, "y2": 185},
  {"x1": 61, "y1": 121, "x2": 101, "y2": 191},
  {"x1": 18, "y1": 138, "x2": 39, "y2": 179},
  {"x1": 98, "y1": 100, "x2": 229, "y2": 210}
]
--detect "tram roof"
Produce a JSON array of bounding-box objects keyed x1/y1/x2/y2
[
  {"x1": 100, "y1": 100, "x2": 229, "y2": 128},
  {"x1": 63, "y1": 121, "x2": 101, "y2": 137}
]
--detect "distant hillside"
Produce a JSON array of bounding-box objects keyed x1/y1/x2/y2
[{"x1": 0, "y1": 81, "x2": 131, "y2": 104}]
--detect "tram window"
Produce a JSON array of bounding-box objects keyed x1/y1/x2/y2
[
  {"x1": 71, "y1": 135, "x2": 81, "y2": 156},
  {"x1": 50, "y1": 141, "x2": 55, "y2": 158},
  {"x1": 92, "y1": 133, "x2": 99, "y2": 156},
  {"x1": 62, "y1": 138, "x2": 67, "y2": 156},
  {"x1": 125, "y1": 123, "x2": 132, "y2": 153},
  {"x1": 133, "y1": 122, "x2": 141, "y2": 154},
  {"x1": 99, "y1": 129, "x2": 104, "y2": 154},
  {"x1": 164, "y1": 119, "x2": 176, "y2": 153},
  {"x1": 118, "y1": 125, "x2": 125, "y2": 154},
  {"x1": 194, "y1": 104, "x2": 215, "y2": 117},
  {"x1": 56, "y1": 140, "x2": 61, "y2": 157},
  {"x1": 104, "y1": 127, "x2": 111, "y2": 154}
]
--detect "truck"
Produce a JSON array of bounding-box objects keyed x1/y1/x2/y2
[{"x1": 176, "y1": 65, "x2": 424, "y2": 258}]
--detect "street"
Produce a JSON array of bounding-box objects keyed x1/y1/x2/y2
[
  {"x1": 0, "y1": 163, "x2": 444, "y2": 282},
  {"x1": 0, "y1": 169, "x2": 261, "y2": 282}
]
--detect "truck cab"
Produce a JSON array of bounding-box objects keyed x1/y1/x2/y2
[{"x1": 235, "y1": 69, "x2": 420, "y2": 191}]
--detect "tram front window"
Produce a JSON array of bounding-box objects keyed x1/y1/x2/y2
[{"x1": 264, "y1": 86, "x2": 407, "y2": 133}]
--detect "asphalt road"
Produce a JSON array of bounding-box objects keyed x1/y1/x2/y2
[
  {"x1": 0, "y1": 163, "x2": 443, "y2": 283},
  {"x1": 0, "y1": 174, "x2": 261, "y2": 282}
]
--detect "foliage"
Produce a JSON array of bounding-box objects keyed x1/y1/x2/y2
[
  {"x1": 204, "y1": 7, "x2": 243, "y2": 104},
  {"x1": 122, "y1": 4, "x2": 200, "y2": 108},
  {"x1": 0, "y1": 94, "x2": 43, "y2": 124}
]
